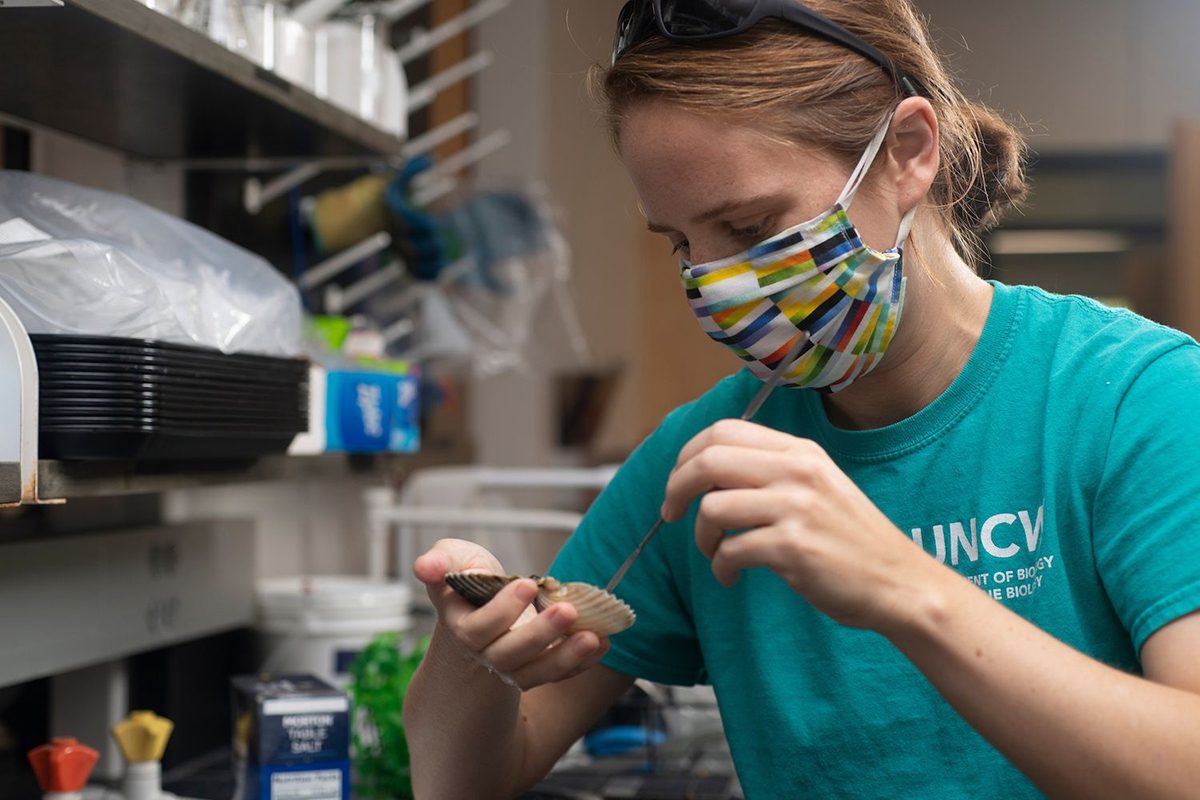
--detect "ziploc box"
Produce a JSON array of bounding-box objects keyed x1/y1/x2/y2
[
  {"x1": 325, "y1": 367, "x2": 420, "y2": 453},
  {"x1": 231, "y1": 674, "x2": 351, "y2": 800}
]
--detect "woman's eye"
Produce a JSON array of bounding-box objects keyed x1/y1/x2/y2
[{"x1": 729, "y1": 218, "x2": 773, "y2": 241}]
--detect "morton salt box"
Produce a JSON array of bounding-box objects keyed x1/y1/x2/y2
[{"x1": 231, "y1": 674, "x2": 351, "y2": 800}]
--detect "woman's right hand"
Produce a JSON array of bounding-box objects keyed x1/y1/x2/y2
[{"x1": 413, "y1": 538, "x2": 611, "y2": 691}]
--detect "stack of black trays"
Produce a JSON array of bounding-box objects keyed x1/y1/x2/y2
[{"x1": 32, "y1": 334, "x2": 309, "y2": 460}]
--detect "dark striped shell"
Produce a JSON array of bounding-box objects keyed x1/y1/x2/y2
[
  {"x1": 444, "y1": 572, "x2": 516, "y2": 607},
  {"x1": 444, "y1": 572, "x2": 635, "y2": 636}
]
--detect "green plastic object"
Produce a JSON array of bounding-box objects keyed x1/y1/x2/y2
[
  {"x1": 310, "y1": 315, "x2": 353, "y2": 351},
  {"x1": 355, "y1": 355, "x2": 412, "y2": 375},
  {"x1": 348, "y1": 632, "x2": 430, "y2": 800}
]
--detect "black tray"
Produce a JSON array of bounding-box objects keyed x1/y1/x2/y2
[
  {"x1": 40, "y1": 413, "x2": 306, "y2": 429},
  {"x1": 32, "y1": 336, "x2": 309, "y2": 460},
  {"x1": 40, "y1": 392, "x2": 305, "y2": 417},
  {"x1": 37, "y1": 359, "x2": 306, "y2": 388},
  {"x1": 39, "y1": 419, "x2": 304, "y2": 431},
  {"x1": 34, "y1": 351, "x2": 308, "y2": 384},
  {"x1": 40, "y1": 417, "x2": 304, "y2": 434},
  {"x1": 39, "y1": 429, "x2": 297, "y2": 460},
  {"x1": 39, "y1": 409, "x2": 306, "y2": 428},
  {"x1": 39, "y1": 375, "x2": 307, "y2": 403},
  {"x1": 30, "y1": 334, "x2": 309, "y2": 373}
]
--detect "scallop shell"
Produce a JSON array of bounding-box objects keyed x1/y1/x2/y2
[
  {"x1": 444, "y1": 572, "x2": 516, "y2": 607},
  {"x1": 444, "y1": 572, "x2": 636, "y2": 637},
  {"x1": 533, "y1": 577, "x2": 636, "y2": 637}
]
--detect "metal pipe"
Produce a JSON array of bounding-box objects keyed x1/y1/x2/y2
[
  {"x1": 414, "y1": 128, "x2": 511, "y2": 182},
  {"x1": 402, "y1": 111, "x2": 479, "y2": 157},
  {"x1": 382, "y1": 317, "x2": 415, "y2": 344},
  {"x1": 412, "y1": 176, "x2": 459, "y2": 206},
  {"x1": 234, "y1": 111, "x2": 479, "y2": 209},
  {"x1": 396, "y1": 0, "x2": 509, "y2": 64},
  {"x1": 379, "y1": 0, "x2": 432, "y2": 22},
  {"x1": 406, "y1": 51, "x2": 493, "y2": 113},
  {"x1": 289, "y1": 0, "x2": 345, "y2": 28},
  {"x1": 299, "y1": 231, "x2": 392, "y2": 289},
  {"x1": 332, "y1": 261, "x2": 406, "y2": 310},
  {"x1": 243, "y1": 162, "x2": 323, "y2": 214},
  {"x1": 412, "y1": 128, "x2": 511, "y2": 204}
]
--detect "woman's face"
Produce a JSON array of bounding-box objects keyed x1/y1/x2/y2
[{"x1": 619, "y1": 101, "x2": 901, "y2": 265}]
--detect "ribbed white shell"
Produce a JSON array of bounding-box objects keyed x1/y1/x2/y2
[
  {"x1": 538, "y1": 580, "x2": 636, "y2": 637},
  {"x1": 444, "y1": 572, "x2": 635, "y2": 636}
]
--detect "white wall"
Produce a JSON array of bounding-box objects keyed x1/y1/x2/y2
[
  {"x1": 469, "y1": 0, "x2": 641, "y2": 465},
  {"x1": 916, "y1": 0, "x2": 1200, "y2": 151},
  {"x1": 31, "y1": 129, "x2": 184, "y2": 214}
]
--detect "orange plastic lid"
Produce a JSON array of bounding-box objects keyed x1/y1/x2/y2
[{"x1": 27, "y1": 737, "x2": 99, "y2": 792}]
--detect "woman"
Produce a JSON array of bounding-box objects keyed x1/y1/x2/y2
[{"x1": 403, "y1": 1, "x2": 1200, "y2": 797}]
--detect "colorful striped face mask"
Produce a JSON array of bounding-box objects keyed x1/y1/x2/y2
[{"x1": 681, "y1": 113, "x2": 916, "y2": 393}]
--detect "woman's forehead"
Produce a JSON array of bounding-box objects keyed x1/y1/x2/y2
[{"x1": 619, "y1": 102, "x2": 845, "y2": 228}]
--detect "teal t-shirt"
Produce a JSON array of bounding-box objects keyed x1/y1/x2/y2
[{"x1": 549, "y1": 282, "x2": 1200, "y2": 799}]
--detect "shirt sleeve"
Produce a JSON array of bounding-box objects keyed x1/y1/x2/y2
[
  {"x1": 548, "y1": 405, "x2": 709, "y2": 686},
  {"x1": 1093, "y1": 341, "x2": 1200, "y2": 655}
]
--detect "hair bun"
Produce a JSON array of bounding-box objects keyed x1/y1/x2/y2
[{"x1": 955, "y1": 102, "x2": 1030, "y2": 234}]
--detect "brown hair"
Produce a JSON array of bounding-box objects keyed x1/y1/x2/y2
[{"x1": 595, "y1": 0, "x2": 1028, "y2": 260}]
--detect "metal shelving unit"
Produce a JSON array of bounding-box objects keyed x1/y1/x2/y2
[
  {"x1": 0, "y1": 3, "x2": 482, "y2": 791},
  {"x1": 0, "y1": 0, "x2": 405, "y2": 159},
  {"x1": 36, "y1": 445, "x2": 472, "y2": 500},
  {"x1": 0, "y1": 0, "x2": 484, "y2": 505},
  {"x1": 0, "y1": 290, "x2": 470, "y2": 506}
]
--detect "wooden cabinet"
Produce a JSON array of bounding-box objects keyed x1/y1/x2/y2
[{"x1": 1167, "y1": 121, "x2": 1200, "y2": 338}]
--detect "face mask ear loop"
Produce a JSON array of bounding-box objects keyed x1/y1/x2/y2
[
  {"x1": 894, "y1": 203, "x2": 918, "y2": 251},
  {"x1": 836, "y1": 111, "x2": 896, "y2": 211}
]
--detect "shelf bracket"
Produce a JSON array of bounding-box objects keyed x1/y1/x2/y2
[
  {"x1": 411, "y1": 128, "x2": 512, "y2": 205},
  {"x1": 397, "y1": 0, "x2": 509, "y2": 65},
  {"x1": 240, "y1": 111, "x2": 481, "y2": 214},
  {"x1": 0, "y1": 295, "x2": 62, "y2": 506}
]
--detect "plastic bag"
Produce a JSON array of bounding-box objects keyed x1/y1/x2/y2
[
  {"x1": 0, "y1": 171, "x2": 301, "y2": 356},
  {"x1": 375, "y1": 180, "x2": 589, "y2": 377},
  {"x1": 439, "y1": 184, "x2": 590, "y2": 376}
]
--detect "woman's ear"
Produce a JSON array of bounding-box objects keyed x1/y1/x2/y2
[{"x1": 886, "y1": 96, "x2": 940, "y2": 215}]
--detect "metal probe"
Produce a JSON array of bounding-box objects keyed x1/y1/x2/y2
[{"x1": 604, "y1": 333, "x2": 811, "y2": 593}]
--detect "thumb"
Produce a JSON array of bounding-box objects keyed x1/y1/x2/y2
[{"x1": 413, "y1": 549, "x2": 449, "y2": 587}]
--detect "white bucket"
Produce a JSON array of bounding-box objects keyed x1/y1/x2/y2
[{"x1": 255, "y1": 575, "x2": 411, "y2": 685}]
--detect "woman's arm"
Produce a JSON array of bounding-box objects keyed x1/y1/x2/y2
[
  {"x1": 888, "y1": 576, "x2": 1200, "y2": 800},
  {"x1": 404, "y1": 625, "x2": 633, "y2": 799},
  {"x1": 662, "y1": 419, "x2": 1200, "y2": 799},
  {"x1": 403, "y1": 540, "x2": 634, "y2": 799}
]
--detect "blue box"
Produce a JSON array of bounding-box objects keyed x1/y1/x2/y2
[
  {"x1": 325, "y1": 369, "x2": 420, "y2": 453},
  {"x1": 231, "y1": 674, "x2": 351, "y2": 800}
]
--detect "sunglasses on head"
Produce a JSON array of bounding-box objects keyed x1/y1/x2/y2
[{"x1": 612, "y1": 0, "x2": 918, "y2": 97}]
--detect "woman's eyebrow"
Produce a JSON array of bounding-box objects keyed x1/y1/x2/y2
[
  {"x1": 693, "y1": 192, "x2": 789, "y2": 224},
  {"x1": 646, "y1": 192, "x2": 789, "y2": 233}
]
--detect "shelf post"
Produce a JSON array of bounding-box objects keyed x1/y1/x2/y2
[{"x1": 0, "y1": 294, "x2": 59, "y2": 506}]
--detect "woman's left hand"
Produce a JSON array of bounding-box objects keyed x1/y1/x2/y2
[{"x1": 661, "y1": 419, "x2": 939, "y2": 634}]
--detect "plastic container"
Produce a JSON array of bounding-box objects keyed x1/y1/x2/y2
[
  {"x1": 32, "y1": 334, "x2": 309, "y2": 459},
  {"x1": 255, "y1": 576, "x2": 411, "y2": 685}
]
